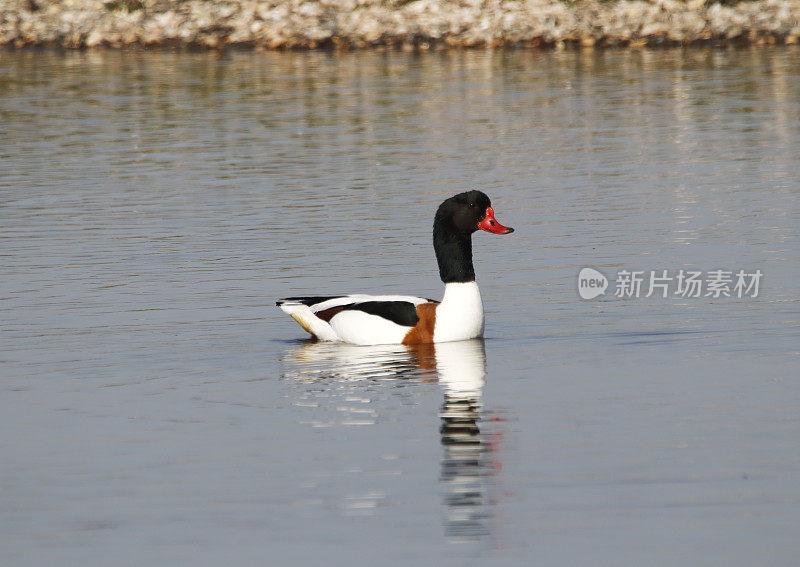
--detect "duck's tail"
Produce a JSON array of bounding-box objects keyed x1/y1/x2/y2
[{"x1": 277, "y1": 299, "x2": 339, "y2": 341}]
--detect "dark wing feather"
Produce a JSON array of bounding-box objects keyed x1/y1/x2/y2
[{"x1": 340, "y1": 301, "x2": 420, "y2": 327}]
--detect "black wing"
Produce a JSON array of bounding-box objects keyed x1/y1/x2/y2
[{"x1": 341, "y1": 301, "x2": 419, "y2": 327}]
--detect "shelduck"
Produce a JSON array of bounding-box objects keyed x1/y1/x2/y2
[{"x1": 277, "y1": 190, "x2": 514, "y2": 345}]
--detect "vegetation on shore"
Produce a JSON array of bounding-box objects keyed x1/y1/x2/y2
[{"x1": 1, "y1": 0, "x2": 798, "y2": 49}]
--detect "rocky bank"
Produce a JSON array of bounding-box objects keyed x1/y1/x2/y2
[{"x1": 1, "y1": 0, "x2": 799, "y2": 49}]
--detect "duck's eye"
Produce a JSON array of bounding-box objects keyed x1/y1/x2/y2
[{"x1": 469, "y1": 203, "x2": 475, "y2": 208}]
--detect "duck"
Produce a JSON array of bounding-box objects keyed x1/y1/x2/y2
[{"x1": 277, "y1": 190, "x2": 514, "y2": 345}]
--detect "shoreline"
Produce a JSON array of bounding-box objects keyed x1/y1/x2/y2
[{"x1": 2, "y1": 0, "x2": 799, "y2": 50}]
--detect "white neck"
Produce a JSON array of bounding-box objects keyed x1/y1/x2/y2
[{"x1": 433, "y1": 282, "x2": 484, "y2": 343}]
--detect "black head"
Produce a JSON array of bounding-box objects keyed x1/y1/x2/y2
[
  {"x1": 432, "y1": 191, "x2": 514, "y2": 283},
  {"x1": 435, "y1": 190, "x2": 514, "y2": 235}
]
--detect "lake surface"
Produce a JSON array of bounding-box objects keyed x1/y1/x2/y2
[{"x1": 2, "y1": 47, "x2": 799, "y2": 566}]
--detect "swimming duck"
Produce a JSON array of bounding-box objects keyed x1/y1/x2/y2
[{"x1": 277, "y1": 190, "x2": 514, "y2": 345}]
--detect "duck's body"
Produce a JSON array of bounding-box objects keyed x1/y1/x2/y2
[
  {"x1": 278, "y1": 281, "x2": 483, "y2": 346},
  {"x1": 277, "y1": 191, "x2": 513, "y2": 345}
]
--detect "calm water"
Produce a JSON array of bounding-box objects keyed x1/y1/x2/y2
[{"x1": 2, "y1": 47, "x2": 799, "y2": 565}]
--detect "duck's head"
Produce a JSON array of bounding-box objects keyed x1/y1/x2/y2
[{"x1": 436, "y1": 190, "x2": 514, "y2": 235}]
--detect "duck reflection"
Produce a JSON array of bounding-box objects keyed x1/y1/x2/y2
[
  {"x1": 281, "y1": 338, "x2": 497, "y2": 542},
  {"x1": 435, "y1": 340, "x2": 494, "y2": 542},
  {"x1": 280, "y1": 340, "x2": 438, "y2": 383}
]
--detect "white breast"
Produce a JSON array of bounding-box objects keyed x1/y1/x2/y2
[{"x1": 433, "y1": 282, "x2": 484, "y2": 343}]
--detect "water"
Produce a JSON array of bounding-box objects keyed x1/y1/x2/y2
[{"x1": 1, "y1": 47, "x2": 799, "y2": 565}]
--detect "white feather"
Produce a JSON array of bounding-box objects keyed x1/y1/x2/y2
[
  {"x1": 433, "y1": 282, "x2": 484, "y2": 343},
  {"x1": 278, "y1": 303, "x2": 339, "y2": 341},
  {"x1": 329, "y1": 310, "x2": 411, "y2": 346}
]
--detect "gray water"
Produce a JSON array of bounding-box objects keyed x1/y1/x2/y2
[{"x1": 1, "y1": 47, "x2": 799, "y2": 566}]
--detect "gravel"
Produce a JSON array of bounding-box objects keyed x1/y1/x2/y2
[{"x1": 1, "y1": 0, "x2": 798, "y2": 49}]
